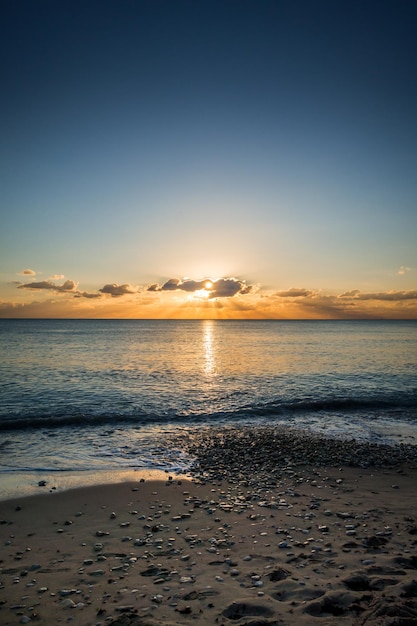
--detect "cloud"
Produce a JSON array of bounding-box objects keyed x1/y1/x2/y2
[
  {"x1": 147, "y1": 277, "x2": 252, "y2": 298},
  {"x1": 275, "y1": 288, "x2": 314, "y2": 298},
  {"x1": 397, "y1": 266, "x2": 411, "y2": 275},
  {"x1": 338, "y1": 289, "x2": 360, "y2": 298},
  {"x1": 339, "y1": 290, "x2": 417, "y2": 301},
  {"x1": 98, "y1": 283, "x2": 137, "y2": 297},
  {"x1": 17, "y1": 279, "x2": 139, "y2": 299},
  {"x1": 18, "y1": 279, "x2": 77, "y2": 293},
  {"x1": 210, "y1": 278, "x2": 251, "y2": 298},
  {"x1": 161, "y1": 278, "x2": 181, "y2": 291},
  {"x1": 74, "y1": 291, "x2": 103, "y2": 299},
  {"x1": 255, "y1": 286, "x2": 417, "y2": 320},
  {"x1": 18, "y1": 268, "x2": 36, "y2": 276},
  {"x1": 49, "y1": 274, "x2": 65, "y2": 280}
]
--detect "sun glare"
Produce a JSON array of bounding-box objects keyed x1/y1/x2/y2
[{"x1": 195, "y1": 289, "x2": 210, "y2": 299}]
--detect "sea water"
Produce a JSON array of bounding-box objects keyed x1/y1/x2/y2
[{"x1": 1, "y1": 319, "x2": 416, "y2": 494}]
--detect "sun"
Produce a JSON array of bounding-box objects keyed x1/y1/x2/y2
[{"x1": 204, "y1": 280, "x2": 213, "y2": 290}]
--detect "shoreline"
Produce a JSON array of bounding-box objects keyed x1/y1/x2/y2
[
  {"x1": 2, "y1": 428, "x2": 417, "y2": 624},
  {"x1": 3, "y1": 424, "x2": 417, "y2": 502}
]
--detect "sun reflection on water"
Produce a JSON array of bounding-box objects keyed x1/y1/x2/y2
[{"x1": 203, "y1": 319, "x2": 215, "y2": 376}]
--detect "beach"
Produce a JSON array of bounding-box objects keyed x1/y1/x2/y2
[{"x1": 1, "y1": 428, "x2": 417, "y2": 625}]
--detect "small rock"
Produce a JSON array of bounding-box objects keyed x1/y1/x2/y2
[
  {"x1": 88, "y1": 570, "x2": 105, "y2": 576},
  {"x1": 60, "y1": 589, "x2": 76, "y2": 596}
]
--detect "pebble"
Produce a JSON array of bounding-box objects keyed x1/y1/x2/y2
[{"x1": 177, "y1": 425, "x2": 417, "y2": 486}]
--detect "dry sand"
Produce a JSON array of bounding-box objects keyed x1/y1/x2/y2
[{"x1": 1, "y1": 465, "x2": 417, "y2": 625}]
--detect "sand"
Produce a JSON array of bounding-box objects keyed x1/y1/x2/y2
[{"x1": 1, "y1": 464, "x2": 417, "y2": 625}]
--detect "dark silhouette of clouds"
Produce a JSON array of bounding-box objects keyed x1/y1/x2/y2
[
  {"x1": 275, "y1": 288, "x2": 313, "y2": 298},
  {"x1": 211, "y1": 278, "x2": 251, "y2": 298},
  {"x1": 339, "y1": 290, "x2": 417, "y2": 301},
  {"x1": 74, "y1": 291, "x2": 103, "y2": 299},
  {"x1": 18, "y1": 279, "x2": 77, "y2": 292},
  {"x1": 147, "y1": 277, "x2": 252, "y2": 298},
  {"x1": 98, "y1": 283, "x2": 137, "y2": 297}
]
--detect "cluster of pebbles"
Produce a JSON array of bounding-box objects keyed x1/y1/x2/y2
[
  {"x1": 173, "y1": 425, "x2": 417, "y2": 485},
  {"x1": 2, "y1": 426, "x2": 417, "y2": 625}
]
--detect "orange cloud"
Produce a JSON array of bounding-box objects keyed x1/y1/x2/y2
[{"x1": 3, "y1": 274, "x2": 417, "y2": 319}]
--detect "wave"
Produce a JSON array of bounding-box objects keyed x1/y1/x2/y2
[{"x1": 0, "y1": 393, "x2": 416, "y2": 431}]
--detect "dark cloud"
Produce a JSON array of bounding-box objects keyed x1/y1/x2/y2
[
  {"x1": 275, "y1": 288, "x2": 313, "y2": 298},
  {"x1": 98, "y1": 283, "x2": 137, "y2": 297},
  {"x1": 261, "y1": 287, "x2": 417, "y2": 319},
  {"x1": 147, "y1": 277, "x2": 252, "y2": 298},
  {"x1": 161, "y1": 278, "x2": 181, "y2": 291},
  {"x1": 339, "y1": 290, "x2": 417, "y2": 301},
  {"x1": 210, "y1": 278, "x2": 251, "y2": 298},
  {"x1": 74, "y1": 291, "x2": 103, "y2": 299},
  {"x1": 18, "y1": 279, "x2": 77, "y2": 292}
]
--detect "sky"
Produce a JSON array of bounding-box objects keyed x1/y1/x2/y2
[{"x1": 1, "y1": 0, "x2": 416, "y2": 319}]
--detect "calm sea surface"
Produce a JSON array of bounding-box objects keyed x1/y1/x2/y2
[{"x1": 1, "y1": 319, "x2": 416, "y2": 493}]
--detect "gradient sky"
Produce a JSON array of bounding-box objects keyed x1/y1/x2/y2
[{"x1": 1, "y1": 0, "x2": 416, "y2": 319}]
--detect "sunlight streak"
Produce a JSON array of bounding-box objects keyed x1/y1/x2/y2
[{"x1": 203, "y1": 319, "x2": 215, "y2": 376}]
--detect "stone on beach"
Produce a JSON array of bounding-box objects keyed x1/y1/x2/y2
[{"x1": 1, "y1": 427, "x2": 417, "y2": 625}]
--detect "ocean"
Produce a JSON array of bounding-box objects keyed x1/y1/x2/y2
[{"x1": 1, "y1": 319, "x2": 416, "y2": 496}]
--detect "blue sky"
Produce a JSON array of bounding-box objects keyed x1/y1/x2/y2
[{"x1": 1, "y1": 0, "x2": 416, "y2": 318}]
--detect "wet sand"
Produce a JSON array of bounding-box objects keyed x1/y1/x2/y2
[{"x1": 1, "y1": 428, "x2": 417, "y2": 625}]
